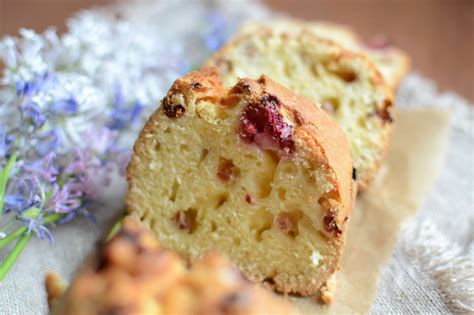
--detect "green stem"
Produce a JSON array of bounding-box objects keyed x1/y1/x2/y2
[
  {"x1": 0, "y1": 213, "x2": 64, "y2": 250},
  {"x1": 0, "y1": 226, "x2": 26, "y2": 250},
  {"x1": 0, "y1": 152, "x2": 18, "y2": 215},
  {"x1": 106, "y1": 217, "x2": 124, "y2": 241},
  {"x1": 0, "y1": 232, "x2": 32, "y2": 281},
  {"x1": 43, "y1": 213, "x2": 65, "y2": 225}
]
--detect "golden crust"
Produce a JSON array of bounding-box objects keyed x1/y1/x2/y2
[
  {"x1": 126, "y1": 68, "x2": 353, "y2": 297},
  {"x1": 207, "y1": 28, "x2": 394, "y2": 191}
]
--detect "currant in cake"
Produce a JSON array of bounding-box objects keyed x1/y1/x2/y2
[
  {"x1": 47, "y1": 218, "x2": 295, "y2": 315},
  {"x1": 126, "y1": 67, "x2": 354, "y2": 296},
  {"x1": 207, "y1": 27, "x2": 395, "y2": 190}
]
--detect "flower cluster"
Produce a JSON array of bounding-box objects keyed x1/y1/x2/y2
[{"x1": 0, "y1": 0, "x2": 268, "y2": 280}]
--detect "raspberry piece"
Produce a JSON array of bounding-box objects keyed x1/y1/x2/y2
[
  {"x1": 322, "y1": 209, "x2": 342, "y2": 236},
  {"x1": 275, "y1": 213, "x2": 294, "y2": 234},
  {"x1": 239, "y1": 95, "x2": 294, "y2": 154},
  {"x1": 245, "y1": 194, "x2": 254, "y2": 204}
]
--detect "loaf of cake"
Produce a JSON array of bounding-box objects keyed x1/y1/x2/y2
[
  {"x1": 126, "y1": 67, "x2": 354, "y2": 297},
  {"x1": 239, "y1": 20, "x2": 410, "y2": 90},
  {"x1": 207, "y1": 28, "x2": 394, "y2": 189},
  {"x1": 47, "y1": 218, "x2": 295, "y2": 315}
]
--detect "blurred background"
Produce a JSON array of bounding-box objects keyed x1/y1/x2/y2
[{"x1": 1, "y1": 0, "x2": 473, "y2": 101}]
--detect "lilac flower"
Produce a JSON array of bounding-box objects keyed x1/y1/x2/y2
[
  {"x1": 113, "y1": 84, "x2": 124, "y2": 107},
  {"x1": 25, "y1": 219, "x2": 55, "y2": 245},
  {"x1": 15, "y1": 73, "x2": 52, "y2": 97},
  {"x1": 64, "y1": 147, "x2": 109, "y2": 197},
  {"x1": 22, "y1": 152, "x2": 58, "y2": 183},
  {"x1": 108, "y1": 86, "x2": 144, "y2": 130},
  {"x1": 3, "y1": 177, "x2": 41, "y2": 213},
  {"x1": 50, "y1": 98, "x2": 78, "y2": 115},
  {"x1": 0, "y1": 128, "x2": 7, "y2": 159},
  {"x1": 22, "y1": 101, "x2": 46, "y2": 127},
  {"x1": 65, "y1": 148, "x2": 97, "y2": 175},
  {"x1": 34, "y1": 129, "x2": 60, "y2": 156},
  {"x1": 0, "y1": 127, "x2": 13, "y2": 160},
  {"x1": 85, "y1": 127, "x2": 118, "y2": 156},
  {"x1": 46, "y1": 182, "x2": 82, "y2": 214},
  {"x1": 68, "y1": 176, "x2": 96, "y2": 199}
]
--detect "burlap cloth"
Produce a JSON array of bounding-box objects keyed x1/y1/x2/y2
[{"x1": 0, "y1": 4, "x2": 472, "y2": 315}]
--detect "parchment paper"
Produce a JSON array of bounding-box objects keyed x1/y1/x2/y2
[{"x1": 291, "y1": 108, "x2": 452, "y2": 314}]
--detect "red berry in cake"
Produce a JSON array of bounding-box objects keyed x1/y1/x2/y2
[
  {"x1": 217, "y1": 158, "x2": 240, "y2": 183},
  {"x1": 239, "y1": 95, "x2": 295, "y2": 154},
  {"x1": 245, "y1": 194, "x2": 254, "y2": 204},
  {"x1": 275, "y1": 213, "x2": 294, "y2": 234},
  {"x1": 323, "y1": 209, "x2": 342, "y2": 237}
]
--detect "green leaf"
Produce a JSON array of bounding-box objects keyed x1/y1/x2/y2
[
  {"x1": 0, "y1": 232, "x2": 32, "y2": 281},
  {"x1": 0, "y1": 152, "x2": 18, "y2": 215}
]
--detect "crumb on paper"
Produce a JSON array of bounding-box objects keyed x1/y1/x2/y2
[{"x1": 319, "y1": 273, "x2": 337, "y2": 304}]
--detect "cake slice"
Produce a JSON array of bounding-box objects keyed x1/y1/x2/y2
[
  {"x1": 47, "y1": 218, "x2": 295, "y2": 315},
  {"x1": 240, "y1": 19, "x2": 411, "y2": 90},
  {"x1": 126, "y1": 67, "x2": 354, "y2": 297},
  {"x1": 207, "y1": 28, "x2": 394, "y2": 190}
]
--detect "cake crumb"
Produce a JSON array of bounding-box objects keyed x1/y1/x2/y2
[{"x1": 319, "y1": 273, "x2": 337, "y2": 304}]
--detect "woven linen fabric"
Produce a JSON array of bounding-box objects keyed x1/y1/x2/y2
[{"x1": 371, "y1": 73, "x2": 474, "y2": 315}]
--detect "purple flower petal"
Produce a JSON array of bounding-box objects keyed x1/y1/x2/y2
[
  {"x1": 4, "y1": 177, "x2": 41, "y2": 213},
  {"x1": 16, "y1": 73, "x2": 52, "y2": 97},
  {"x1": 50, "y1": 98, "x2": 78, "y2": 115},
  {"x1": 38, "y1": 225, "x2": 55, "y2": 245},
  {"x1": 57, "y1": 212, "x2": 77, "y2": 224},
  {"x1": 0, "y1": 127, "x2": 11, "y2": 159},
  {"x1": 22, "y1": 101, "x2": 46, "y2": 127},
  {"x1": 46, "y1": 183, "x2": 75, "y2": 213},
  {"x1": 108, "y1": 89, "x2": 145, "y2": 130},
  {"x1": 22, "y1": 152, "x2": 58, "y2": 183},
  {"x1": 35, "y1": 129, "x2": 61, "y2": 156}
]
